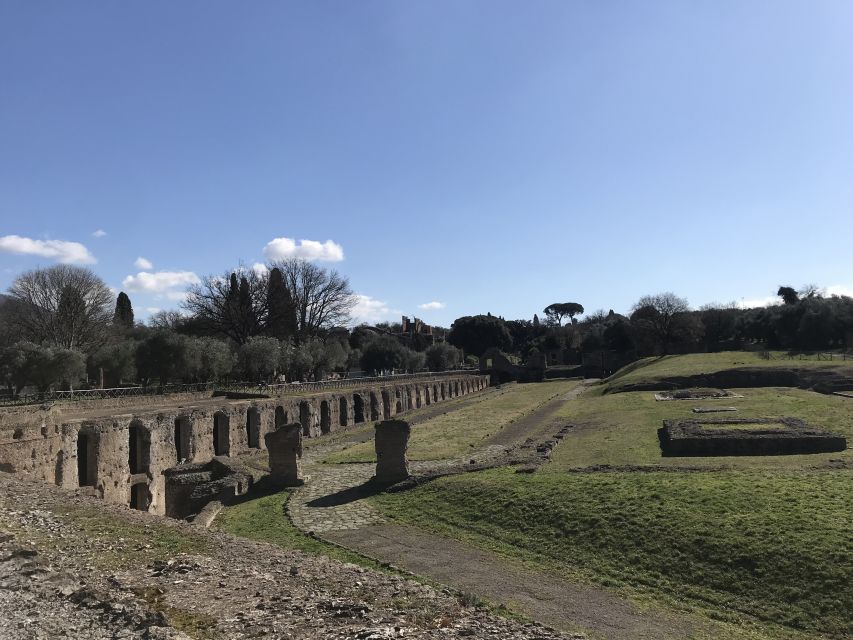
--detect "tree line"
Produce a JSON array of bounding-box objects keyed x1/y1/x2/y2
[{"x1": 0, "y1": 260, "x2": 465, "y2": 395}]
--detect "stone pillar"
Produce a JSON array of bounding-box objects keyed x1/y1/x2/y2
[
  {"x1": 265, "y1": 423, "x2": 303, "y2": 486},
  {"x1": 375, "y1": 420, "x2": 410, "y2": 483}
]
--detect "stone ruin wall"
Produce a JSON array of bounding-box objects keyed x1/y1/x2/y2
[{"x1": 0, "y1": 374, "x2": 489, "y2": 516}]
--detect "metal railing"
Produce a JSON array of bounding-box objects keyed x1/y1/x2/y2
[{"x1": 0, "y1": 370, "x2": 483, "y2": 407}]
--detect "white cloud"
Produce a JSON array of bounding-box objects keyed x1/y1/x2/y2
[
  {"x1": 263, "y1": 237, "x2": 344, "y2": 262},
  {"x1": 0, "y1": 235, "x2": 96, "y2": 264},
  {"x1": 146, "y1": 307, "x2": 161, "y2": 314},
  {"x1": 92, "y1": 229, "x2": 107, "y2": 238},
  {"x1": 418, "y1": 301, "x2": 446, "y2": 310},
  {"x1": 350, "y1": 294, "x2": 401, "y2": 325},
  {"x1": 134, "y1": 256, "x2": 153, "y2": 270},
  {"x1": 252, "y1": 262, "x2": 269, "y2": 276},
  {"x1": 122, "y1": 270, "x2": 200, "y2": 300},
  {"x1": 826, "y1": 284, "x2": 853, "y2": 298}
]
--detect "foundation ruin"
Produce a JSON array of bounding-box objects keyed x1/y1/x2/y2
[
  {"x1": 374, "y1": 419, "x2": 411, "y2": 483},
  {"x1": 265, "y1": 422, "x2": 303, "y2": 486}
]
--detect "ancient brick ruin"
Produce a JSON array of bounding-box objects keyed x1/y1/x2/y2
[
  {"x1": 0, "y1": 373, "x2": 489, "y2": 516},
  {"x1": 374, "y1": 419, "x2": 411, "y2": 483}
]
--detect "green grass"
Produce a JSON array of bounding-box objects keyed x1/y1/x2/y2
[
  {"x1": 372, "y1": 468, "x2": 853, "y2": 639},
  {"x1": 324, "y1": 380, "x2": 579, "y2": 463},
  {"x1": 215, "y1": 489, "x2": 384, "y2": 567},
  {"x1": 546, "y1": 387, "x2": 851, "y2": 470},
  {"x1": 605, "y1": 351, "x2": 853, "y2": 392}
]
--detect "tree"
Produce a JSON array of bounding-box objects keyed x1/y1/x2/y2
[
  {"x1": 88, "y1": 341, "x2": 137, "y2": 387},
  {"x1": 1, "y1": 342, "x2": 85, "y2": 392},
  {"x1": 447, "y1": 315, "x2": 513, "y2": 357},
  {"x1": 135, "y1": 331, "x2": 189, "y2": 385},
  {"x1": 543, "y1": 302, "x2": 585, "y2": 326},
  {"x1": 425, "y1": 343, "x2": 461, "y2": 371},
  {"x1": 266, "y1": 267, "x2": 297, "y2": 341},
  {"x1": 114, "y1": 292, "x2": 134, "y2": 329},
  {"x1": 270, "y1": 258, "x2": 355, "y2": 341},
  {"x1": 7, "y1": 265, "x2": 113, "y2": 351},
  {"x1": 630, "y1": 293, "x2": 692, "y2": 355},
  {"x1": 184, "y1": 268, "x2": 269, "y2": 344},
  {"x1": 404, "y1": 348, "x2": 426, "y2": 372},
  {"x1": 238, "y1": 336, "x2": 281, "y2": 381},
  {"x1": 360, "y1": 336, "x2": 407, "y2": 373},
  {"x1": 777, "y1": 286, "x2": 799, "y2": 305}
]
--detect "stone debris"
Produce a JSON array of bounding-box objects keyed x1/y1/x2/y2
[{"x1": 0, "y1": 473, "x2": 577, "y2": 639}]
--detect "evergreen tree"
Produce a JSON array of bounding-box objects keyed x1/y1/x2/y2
[
  {"x1": 266, "y1": 267, "x2": 297, "y2": 340},
  {"x1": 114, "y1": 291, "x2": 134, "y2": 329}
]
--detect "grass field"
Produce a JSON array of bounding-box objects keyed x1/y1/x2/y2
[
  {"x1": 323, "y1": 379, "x2": 579, "y2": 463},
  {"x1": 365, "y1": 354, "x2": 853, "y2": 639},
  {"x1": 605, "y1": 351, "x2": 853, "y2": 392},
  {"x1": 373, "y1": 468, "x2": 852, "y2": 639},
  {"x1": 544, "y1": 387, "x2": 851, "y2": 470}
]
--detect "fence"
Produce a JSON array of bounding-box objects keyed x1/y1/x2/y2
[
  {"x1": 758, "y1": 351, "x2": 853, "y2": 361},
  {"x1": 0, "y1": 370, "x2": 481, "y2": 408}
]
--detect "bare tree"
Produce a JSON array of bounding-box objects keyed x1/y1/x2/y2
[
  {"x1": 183, "y1": 267, "x2": 269, "y2": 344},
  {"x1": 7, "y1": 265, "x2": 113, "y2": 351},
  {"x1": 270, "y1": 258, "x2": 355, "y2": 341},
  {"x1": 630, "y1": 292, "x2": 692, "y2": 354}
]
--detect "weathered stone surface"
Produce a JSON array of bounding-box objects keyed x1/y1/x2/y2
[
  {"x1": 265, "y1": 422, "x2": 303, "y2": 486},
  {"x1": 374, "y1": 420, "x2": 410, "y2": 483}
]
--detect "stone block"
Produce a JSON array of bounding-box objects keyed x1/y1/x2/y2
[
  {"x1": 375, "y1": 419, "x2": 410, "y2": 483},
  {"x1": 265, "y1": 423, "x2": 303, "y2": 486}
]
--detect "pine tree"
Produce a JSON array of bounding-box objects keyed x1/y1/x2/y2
[
  {"x1": 114, "y1": 291, "x2": 134, "y2": 329},
  {"x1": 266, "y1": 267, "x2": 297, "y2": 341},
  {"x1": 533, "y1": 313, "x2": 540, "y2": 328}
]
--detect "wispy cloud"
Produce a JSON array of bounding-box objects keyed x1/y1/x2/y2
[
  {"x1": 263, "y1": 237, "x2": 344, "y2": 262},
  {"x1": 92, "y1": 229, "x2": 107, "y2": 238},
  {"x1": 0, "y1": 235, "x2": 96, "y2": 264},
  {"x1": 351, "y1": 294, "x2": 400, "y2": 325},
  {"x1": 122, "y1": 270, "x2": 200, "y2": 300},
  {"x1": 252, "y1": 262, "x2": 269, "y2": 276},
  {"x1": 418, "y1": 301, "x2": 445, "y2": 310},
  {"x1": 134, "y1": 256, "x2": 153, "y2": 270}
]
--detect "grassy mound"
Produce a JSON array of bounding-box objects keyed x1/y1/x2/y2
[{"x1": 373, "y1": 468, "x2": 853, "y2": 638}]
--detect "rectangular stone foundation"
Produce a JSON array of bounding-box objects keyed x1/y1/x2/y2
[{"x1": 659, "y1": 418, "x2": 847, "y2": 457}]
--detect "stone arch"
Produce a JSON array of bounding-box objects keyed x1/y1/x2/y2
[
  {"x1": 320, "y1": 401, "x2": 331, "y2": 434},
  {"x1": 455, "y1": 381, "x2": 460, "y2": 396},
  {"x1": 395, "y1": 389, "x2": 403, "y2": 413},
  {"x1": 128, "y1": 420, "x2": 150, "y2": 475},
  {"x1": 174, "y1": 416, "x2": 191, "y2": 463},
  {"x1": 129, "y1": 482, "x2": 151, "y2": 511},
  {"x1": 339, "y1": 397, "x2": 348, "y2": 427},
  {"x1": 406, "y1": 387, "x2": 413, "y2": 410},
  {"x1": 246, "y1": 408, "x2": 261, "y2": 448},
  {"x1": 353, "y1": 394, "x2": 365, "y2": 423},
  {"x1": 382, "y1": 390, "x2": 391, "y2": 417},
  {"x1": 441, "y1": 383, "x2": 446, "y2": 400},
  {"x1": 213, "y1": 412, "x2": 230, "y2": 456},
  {"x1": 370, "y1": 392, "x2": 380, "y2": 420},
  {"x1": 424, "y1": 385, "x2": 431, "y2": 405},
  {"x1": 433, "y1": 385, "x2": 438, "y2": 402},
  {"x1": 415, "y1": 387, "x2": 422, "y2": 408},
  {"x1": 76, "y1": 429, "x2": 98, "y2": 488},
  {"x1": 299, "y1": 401, "x2": 312, "y2": 437}
]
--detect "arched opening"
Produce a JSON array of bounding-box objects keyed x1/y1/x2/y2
[
  {"x1": 76, "y1": 430, "x2": 97, "y2": 487},
  {"x1": 370, "y1": 393, "x2": 380, "y2": 420},
  {"x1": 320, "y1": 401, "x2": 331, "y2": 434},
  {"x1": 424, "y1": 385, "x2": 431, "y2": 405},
  {"x1": 353, "y1": 395, "x2": 365, "y2": 423},
  {"x1": 455, "y1": 381, "x2": 460, "y2": 396},
  {"x1": 246, "y1": 408, "x2": 261, "y2": 448},
  {"x1": 299, "y1": 401, "x2": 311, "y2": 436},
  {"x1": 395, "y1": 390, "x2": 402, "y2": 413},
  {"x1": 339, "y1": 397, "x2": 348, "y2": 427},
  {"x1": 415, "y1": 388, "x2": 422, "y2": 408},
  {"x1": 213, "y1": 413, "x2": 230, "y2": 456},
  {"x1": 382, "y1": 390, "x2": 391, "y2": 417},
  {"x1": 128, "y1": 422, "x2": 149, "y2": 475},
  {"x1": 433, "y1": 385, "x2": 438, "y2": 402},
  {"x1": 174, "y1": 417, "x2": 191, "y2": 463},
  {"x1": 275, "y1": 406, "x2": 287, "y2": 429},
  {"x1": 129, "y1": 483, "x2": 150, "y2": 511},
  {"x1": 440, "y1": 384, "x2": 446, "y2": 400},
  {"x1": 406, "y1": 388, "x2": 414, "y2": 410}
]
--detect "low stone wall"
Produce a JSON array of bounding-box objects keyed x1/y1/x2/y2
[
  {"x1": 658, "y1": 417, "x2": 847, "y2": 456},
  {"x1": 0, "y1": 373, "x2": 489, "y2": 516}
]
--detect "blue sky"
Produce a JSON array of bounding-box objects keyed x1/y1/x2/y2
[{"x1": 2, "y1": 1, "x2": 852, "y2": 326}]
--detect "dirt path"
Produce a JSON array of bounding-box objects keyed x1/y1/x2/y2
[
  {"x1": 284, "y1": 381, "x2": 716, "y2": 640},
  {"x1": 326, "y1": 523, "x2": 708, "y2": 640}
]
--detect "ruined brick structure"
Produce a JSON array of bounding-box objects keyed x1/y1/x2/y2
[{"x1": 0, "y1": 373, "x2": 488, "y2": 516}]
